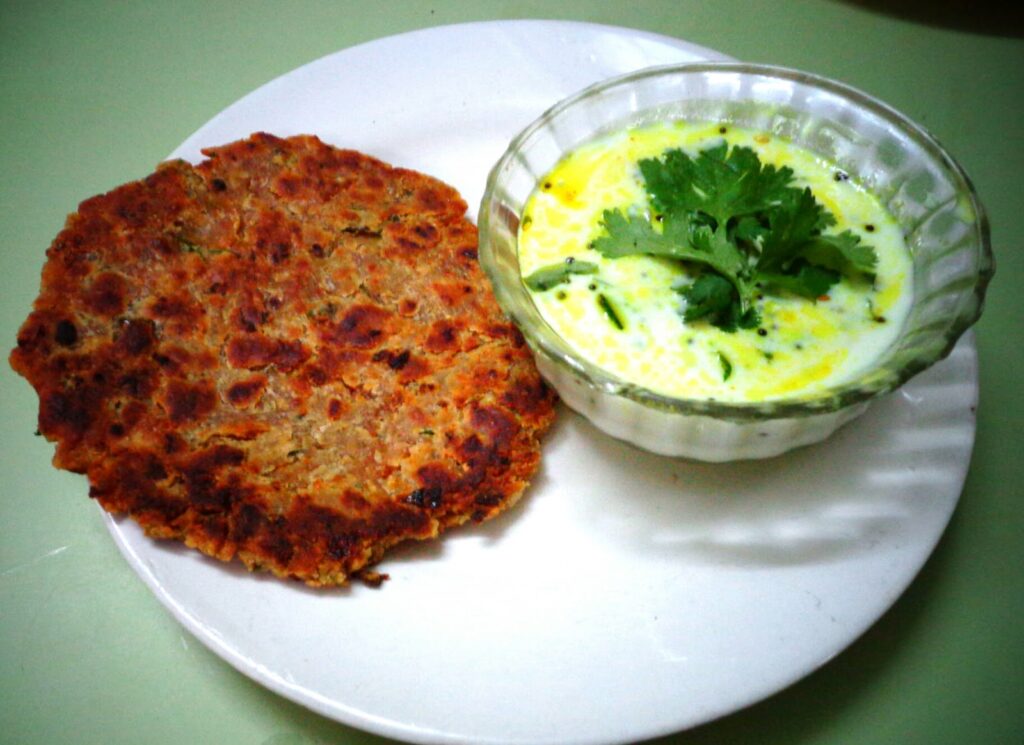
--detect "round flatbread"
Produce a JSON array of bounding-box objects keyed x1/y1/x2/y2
[{"x1": 10, "y1": 133, "x2": 556, "y2": 586}]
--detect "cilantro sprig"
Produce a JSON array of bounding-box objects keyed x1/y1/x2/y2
[{"x1": 592, "y1": 141, "x2": 877, "y2": 331}]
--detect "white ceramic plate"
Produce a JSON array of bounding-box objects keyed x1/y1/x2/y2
[{"x1": 107, "y1": 21, "x2": 978, "y2": 745}]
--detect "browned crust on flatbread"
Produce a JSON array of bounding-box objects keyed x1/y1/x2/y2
[{"x1": 10, "y1": 133, "x2": 556, "y2": 586}]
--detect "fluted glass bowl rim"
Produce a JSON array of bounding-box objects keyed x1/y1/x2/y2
[{"x1": 478, "y1": 62, "x2": 994, "y2": 422}]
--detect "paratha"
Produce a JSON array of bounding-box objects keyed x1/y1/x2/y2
[{"x1": 10, "y1": 133, "x2": 556, "y2": 586}]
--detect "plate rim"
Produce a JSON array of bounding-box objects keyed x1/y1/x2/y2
[{"x1": 170, "y1": 18, "x2": 733, "y2": 164}]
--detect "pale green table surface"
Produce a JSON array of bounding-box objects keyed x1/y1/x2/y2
[{"x1": 2, "y1": 2, "x2": 1022, "y2": 744}]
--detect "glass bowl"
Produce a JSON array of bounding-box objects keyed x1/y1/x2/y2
[{"x1": 478, "y1": 63, "x2": 993, "y2": 461}]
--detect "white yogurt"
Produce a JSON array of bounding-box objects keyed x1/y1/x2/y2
[{"x1": 518, "y1": 121, "x2": 913, "y2": 402}]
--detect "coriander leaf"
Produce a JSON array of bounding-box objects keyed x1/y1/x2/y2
[
  {"x1": 593, "y1": 208, "x2": 710, "y2": 264},
  {"x1": 757, "y1": 187, "x2": 830, "y2": 273},
  {"x1": 638, "y1": 144, "x2": 798, "y2": 227},
  {"x1": 784, "y1": 185, "x2": 838, "y2": 233},
  {"x1": 523, "y1": 260, "x2": 599, "y2": 291},
  {"x1": 592, "y1": 209, "x2": 677, "y2": 258},
  {"x1": 799, "y1": 230, "x2": 878, "y2": 276},
  {"x1": 680, "y1": 274, "x2": 760, "y2": 331},
  {"x1": 753, "y1": 187, "x2": 878, "y2": 280},
  {"x1": 690, "y1": 223, "x2": 749, "y2": 274},
  {"x1": 731, "y1": 215, "x2": 768, "y2": 245},
  {"x1": 596, "y1": 211, "x2": 750, "y2": 306},
  {"x1": 757, "y1": 262, "x2": 839, "y2": 300},
  {"x1": 736, "y1": 306, "x2": 762, "y2": 329},
  {"x1": 681, "y1": 273, "x2": 735, "y2": 323}
]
